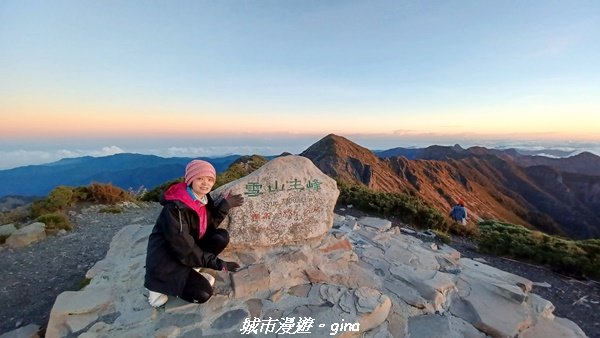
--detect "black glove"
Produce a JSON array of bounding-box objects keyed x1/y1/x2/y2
[
  {"x1": 221, "y1": 260, "x2": 240, "y2": 272},
  {"x1": 225, "y1": 194, "x2": 244, "y2": 208}
]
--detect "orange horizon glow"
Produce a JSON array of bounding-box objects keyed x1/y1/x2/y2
[{"x1": 2, "y1": 101, "x2": 599, "y2": 142}]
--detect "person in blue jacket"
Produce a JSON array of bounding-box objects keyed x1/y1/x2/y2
[
  {"x1": 450, "y1": 200, "x2": 468, "y2": 226},
  {"x1": 144, "y1": 159, "x2": 243, "y2": 307}
]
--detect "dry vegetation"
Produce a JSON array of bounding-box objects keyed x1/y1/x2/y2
[{"x1": 6, "y1": 183, "x2": 134, "y2": 234}]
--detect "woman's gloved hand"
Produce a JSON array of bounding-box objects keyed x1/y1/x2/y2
[
  {"x1": 221, "y1": 261, "x2": 240, "y2": 272},
  {"x1": 225, "y1": 194, "x2": 244, "y2": 208}
]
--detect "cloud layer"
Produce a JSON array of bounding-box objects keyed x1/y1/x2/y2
[{"x1": 1, "y1": 136, "x2": 598, "y2": 170}]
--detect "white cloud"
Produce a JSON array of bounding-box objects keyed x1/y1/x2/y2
[
  {"x1": 1, "y1": 138, "x2": 598, "y2": 171},
  {"x1": 0, "y1": 146, "x2": 125, "y2": 170},
  {"x1": 162, "y1": 146, "x2": 290, "y2": 158},
  {"x1": 0, "y1": 144, "x2": 297, "y2": 170},
  {"x1": 100, "y1": 146, "x2": 125, "y2": 154}
]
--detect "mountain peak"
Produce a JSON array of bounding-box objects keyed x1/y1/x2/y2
[
  {"x1": 570, "y1": 151, "x2": 600, "y2": 161},
  {"x1": 301, "y1": 134, "x2": 379, "y2": 163},
  {"x1": 301, "y1": 134, "x2": 400, "y2": 190},
  {"x1": 420, "y1": 144, "x2": 469, "y2": 160}
]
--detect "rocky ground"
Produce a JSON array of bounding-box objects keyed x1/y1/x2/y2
[
  {"x1": 0, "y1": 202, "x2": 161, "y2": 336},
  {"x1": 450, "y1": 237, "x2": 600, "y2": 338},
  {"x1": 337, "y1": 206, "x2": 600, "y2": 338},
  {"x1": 1, "y1": 202, "x2": 598, "y2": 337}
]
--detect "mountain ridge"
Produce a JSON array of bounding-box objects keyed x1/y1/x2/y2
[
  {"x1": 3, "y1": 136, "x2": 600, "y2": 239},
  {"x1": 0, "y1": 154, "x2": 240, "y2": 197},
  {"x1": 302, "y1": 134, "x2": 600, "y2": 239}
]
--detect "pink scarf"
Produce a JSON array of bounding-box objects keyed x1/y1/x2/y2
[{"x1": 163, "y1": 182, "x2": 209, "y2": 239}]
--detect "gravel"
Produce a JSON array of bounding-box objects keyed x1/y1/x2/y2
[{"x1": 0, "y1": 202, "x2": 161, "y2": 336}]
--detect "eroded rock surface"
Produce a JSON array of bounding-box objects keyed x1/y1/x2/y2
[
  {"x1": 45, "y1": 214, "x2": 587, "y2": 337},
  {"x1": 45, "y1": 157, "x2": 586, "y2": 337},
  {"x1": 212, "y1": 155, "x2": 339, "y2": 248}
]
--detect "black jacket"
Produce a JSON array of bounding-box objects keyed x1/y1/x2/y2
[{"x1": 144, "y1": 183, "x2": 231, "y2": 296}]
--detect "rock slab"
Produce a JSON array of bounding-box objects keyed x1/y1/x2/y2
[
  {"x1": 0, "y1": 223, "x2": 17, "y2": 238},
  {"x1": 5, "y1": 222, "x2": 46, "y2": 248},
  {"x1": 212, "y1": 155, "x2": 339, "y2": 248}
]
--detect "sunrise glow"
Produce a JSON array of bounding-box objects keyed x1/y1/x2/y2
[{"x1": 1, "y1": 1, "x2": 599, "y2": 168}]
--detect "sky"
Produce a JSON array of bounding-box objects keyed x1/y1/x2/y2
[{"x1": 1, "y1": 1, "x2": 600, "y2": 169}]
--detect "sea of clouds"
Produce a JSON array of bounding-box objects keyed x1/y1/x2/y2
[
  {"x1": 0, "y1": 144, "x2": 303, "y2": 170},
  {"x1": 1, "y1": 137, "x2": 599, "y2": 171}
]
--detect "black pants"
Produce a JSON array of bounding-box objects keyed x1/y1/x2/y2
[{"x1": 180, "y1": 228, "x2": 229, "y2": 304}]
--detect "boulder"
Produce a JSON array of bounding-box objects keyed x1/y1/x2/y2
[
  {"x1": 389, "y1": 266, "x2": 455, "y2": 312},
  {"x1": 333, "y1": 215, "x2": 360, "y2": 231},
  {"x1": 450, "y1": 276, "x2": 530, "y2": 337},
  {"x1": 5, "y1": 222, "x2": 46, "y2": 248},
  {"x1": 460, "y1": 258, "x2": 533, "y2": 292},
  {"x1": 231, "y1": 263, "x2": 270, "y2": 298},
  {"x1": 407, "y1": 314, "x2": 485, "y2": 338},
  {"x1": 0, "y1": 223, "x2": 17, "y2": 238},
  {"x1": 358, "y1": 217, "x2": 392, "y2": 231},
  {"x1": 400, "y1": 227, "x2": 417, "y2": 234},
  {"x1": 0, "y1": 324, "x2": 40, "y2": 338},
  {"x1": 521, "y1": 317, "x2": 587, "y2": 338},
  {"x1": 46, "y1": 288, "x2": 113, "y2": 338},
  {"x1": 212, "y1": 155, "x2": 339, "y2": 248}
]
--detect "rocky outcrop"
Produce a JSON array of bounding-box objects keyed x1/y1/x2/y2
[
  {"x1": 212, "y1": 155, "x2": 339, "y2": 248},
  {"x1": 0, "y1": 324, "x2": 40, "y2": 338},
  {"x1": 0, "y1": 223, "x2": 17, "y2": 238},
  {"x1": 5, "y1": 222, "x2": 46, "y2": 249},
  {"x1": 43, "y1": 156, "x2": 587, "y2": 337},
  {"x1": 46, "y1": 215, "x2": 586, "y2": 337},
  {"x1": 300, "y1": 134, "x2": 410, "y2": 194}
]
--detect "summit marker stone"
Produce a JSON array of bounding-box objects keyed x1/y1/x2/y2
[{"x1": 212, "y1": 155, "x2": 339, "y2": 248}]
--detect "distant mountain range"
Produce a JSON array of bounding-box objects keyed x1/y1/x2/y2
[
  {"x1": 0, "y1": 154, "x2": 240, "y2": 197},
  {"x1": 0, "y1": 195, "x2": 39, "y2": 212},
  {"x1": 375, "y1": 145, "x2": 600, "y2": 176},
  {"x1": 3, "y1": 137, "x2": 600, "y2": 240},
  {"x1": 373, "y1": 144, "x2": 573, "y2": 160},
  {"x1": 301, "y1": 134, "x2": 600, "y2": 240}
]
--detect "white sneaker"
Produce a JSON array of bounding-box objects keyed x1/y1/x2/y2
[
  {"x1": 193, "y1": 268, "x2": 215, "y2": 287},
  {"x1": 148, "y1": 290, "x2": 168, "y2": 307},
  {"x1": 201, "y1": 272, "x2": 215, "y2": 286}
]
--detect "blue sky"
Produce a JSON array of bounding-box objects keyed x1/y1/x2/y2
[{"x1": 1, "y1": 1, "x2": 599, "y2": 169}]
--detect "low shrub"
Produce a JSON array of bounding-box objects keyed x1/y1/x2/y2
[
  {"x1": 451, "y1": 221, "x2": 481, "y2": 238},
  {"x1": 128, "y1": 186, "x2": 148, "y2": 200},
  {"x1": 48, "y1": 186, "x2": 74, "y2": 209},
  {"x1": 72, "y1": 186, "x2": 90, "y2": 202},
  {"x1": 87, "y1": 183, "x2": 133, "y2": 204},
  {"x1": 140, "y1": 178, "x2": 183, "y2": 202},
  {"x1": 31, "y1": 186, "x2": 75, "y2": 217},
  {"x1": 36, "y1": 212, "x2": 73, "y2": 232},
  {"x1": 214, "y1": 155, "x2": 268, "y2": 188},
  {"x1": 431, "y1": 229, "x2": 452, "y2": 244},
  {"x1": 99, "y1": 206, "x2": 124, "y2": 213},
  {"x1": 78, "y1": 277, "x2": 91, "y2": 290},
  {"x1": 31, "y1": 199, "x2": 54, "y2": 218},
  {"x1": 337, "y1": 180, "x2": 449, "y2": 231},
  {"x1": 477, "y1": 220, "x2": 600, "y2": 280},
  {"x1": 0, "y1": 206, "x2": 31, "y2": 226}
]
